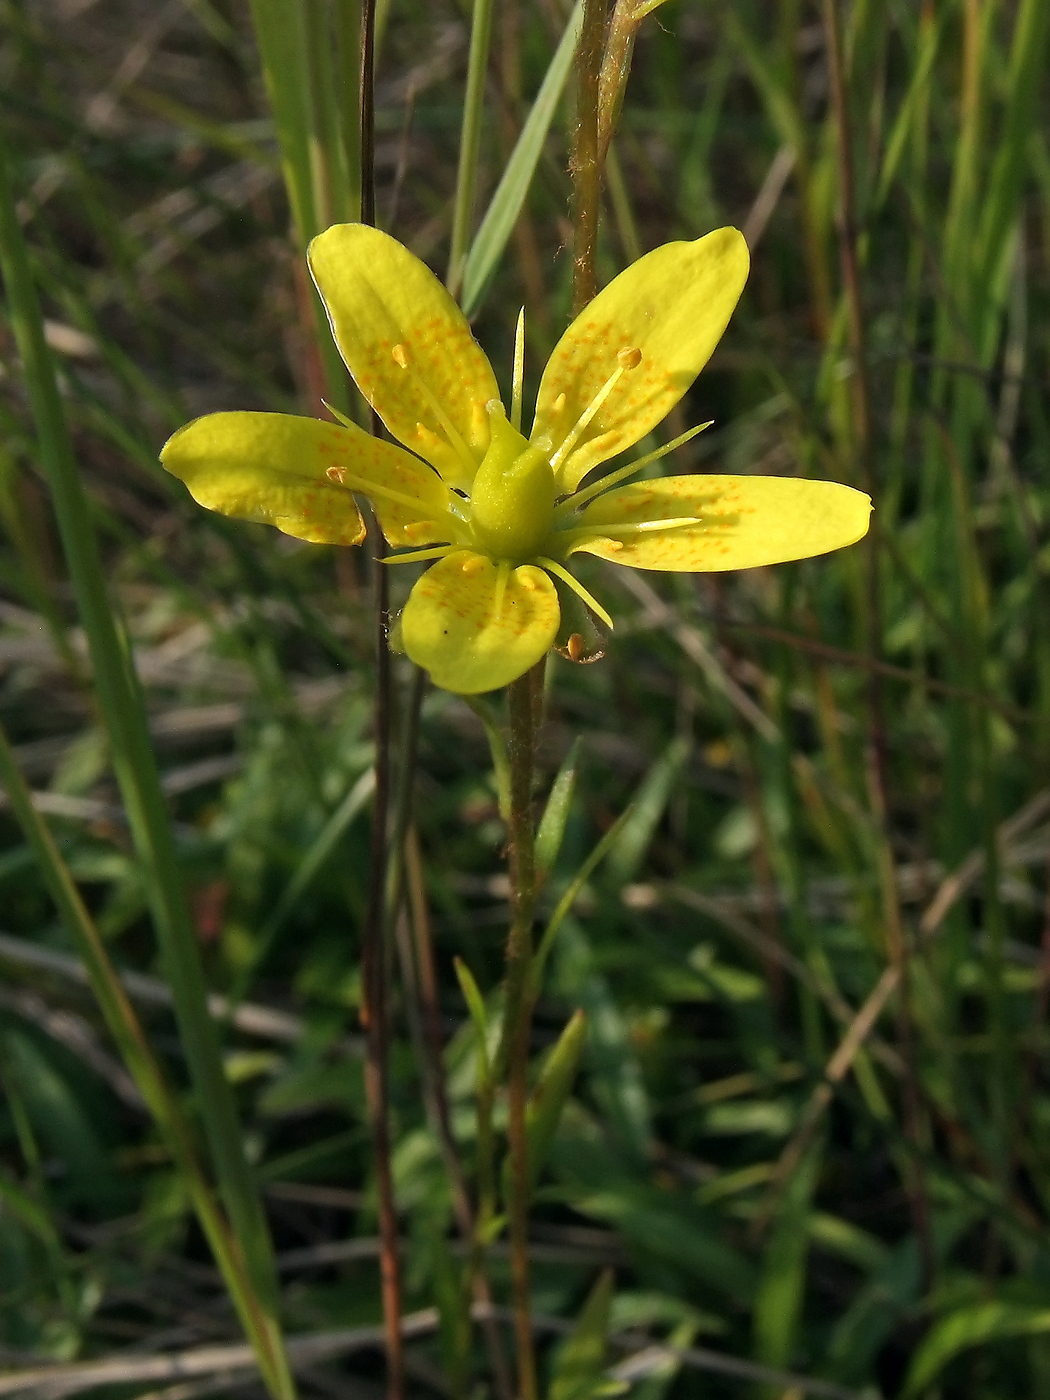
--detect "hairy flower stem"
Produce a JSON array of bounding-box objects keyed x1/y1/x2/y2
[
  {"x1": 503, "y1": 663, "x2": 544, "y2": 1400},
  {"x1": 571, "y1": 0, "x2": 606, "y2": 315}
]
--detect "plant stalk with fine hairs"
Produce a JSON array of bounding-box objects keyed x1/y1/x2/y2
[{"x1": 500, "y1": 662, "x2": 545, "y2": 1400}]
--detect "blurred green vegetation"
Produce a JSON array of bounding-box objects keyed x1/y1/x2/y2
[{"x1": 1, "y1": 1, "x2": 1050, "y2": 1397}]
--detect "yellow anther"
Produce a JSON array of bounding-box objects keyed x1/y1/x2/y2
[
  {"x1": 519, "y1": 573, "x2": 537, "y2": 591},
  {"x1": 392, "y1": 343, "x2": 409, "y2": 369},
  {"x1": 326, "y1": 464, "x2": 346, "y2": 483},
  {"x1": 605, "y1": 539, "x2": 624, "y2": 552},
  {"x1": 617, "y1": 346, "x2": 642, "y2": 370},
  {"x1": 461, "y1": 555, "x2": 485, "y2": 576},
  {"x1": 553, "y1": 392, "x2": 567, "y2": 415}
]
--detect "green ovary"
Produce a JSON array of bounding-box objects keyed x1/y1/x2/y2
[{"x1": 468, "y1": 406, "x2": 556, "y2": 564}]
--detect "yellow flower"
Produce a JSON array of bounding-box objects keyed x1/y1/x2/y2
[{"x1": 161, "y1": 224, "x2": 870, "y2": 694}]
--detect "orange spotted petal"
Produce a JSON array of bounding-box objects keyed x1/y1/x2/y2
[
  {"x1": 566, "y1": 475, "x2": 872, "y2": 571},
  {"x1": 161, "y1": 411, "x2": 456, "y2": 549},
  {"x1": 531, "y1": 228, "x2": 749, "y2": 492},
  {"x1": 309, "y1": 224, "x2": 500, "y2": 492},
  {"x1": 400, "y1": 551, "x2": 560, "y2": 694}
]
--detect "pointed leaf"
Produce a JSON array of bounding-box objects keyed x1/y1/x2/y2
[
  {"x1": 548, "y1": 1270, "x2": 616, "y2": 1400},
  {"x1": 526, "y1": 1008, "x2": 587, "y2": 1192},
  {"x1": 461, "y1": 0, "x2": 585, "y2": 317},
  {"x1": 536, "y1": 739, "x2": 582, "y2": 873}
]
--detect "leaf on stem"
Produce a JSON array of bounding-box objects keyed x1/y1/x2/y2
[{"x1": 536, "y1": 739, "x2": 582, "y2": 874}]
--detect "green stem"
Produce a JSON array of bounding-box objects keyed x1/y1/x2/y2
[
  {"x1": 448, "y1": 0, "x2": 497, "y2": 294},
  {"x1": 502, "y1": 664, "x2": 543, "y2": 1400},
  {"x1": 0, "y1": 118, "x2": 293, "y2": 1400}
]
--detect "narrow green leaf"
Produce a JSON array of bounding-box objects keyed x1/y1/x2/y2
[
  {"x1": 232, "y1": 766, "x2": 375, "y2": 1004},
  {"x1": 975, "y1": 0, "x2": 1050, "y2": 289},
  {"x1": 606, "y1": 737, "x2": 690, "y2": 885},
  {"x1": 549, "y1": 1269, "x2": 616, "y2": 1400},
  {"x1": 531, "y1": 806, "x2": 633, "y2": 992},
  {"x1": 903, "y1": 1301, "x2": 1050, "y2": 1398},
  {"x1": 536, "y1": 738, "x2": 581, "y2": 874},
  {"x1": 555, "y1": 919, "x2": 652, "y2": 1161},
  {"x1": 0, "y1": 135, "x2": 294, "y2": 1400},
  {"x1": 461, "y1": 0, "x2": 585, "y2": 317},
  {"x1": 525, "y1": 1008, "x2": 586, "y2": 1192},
  {"x1": 752, "y1": 1142, "x2": 821, "y2": 1388},
  {"x1": 0, "y1": 1164, "x2": 60, "y2": 1247},
  {"x1": 463, "y1": 695, "x2": 512, "y2": 820},
  {"x1": 498, "y1": 1007, "x2": 588, "y2": 1203},
  {"x1": 454, "y1": 956, "x2": 491, "y2": 1082},
  {"x1": 448, "y1": 0, "x2": 497, "y2": 292},
  {"x1": 873, "y1": 6, "x2": 944, "y2": 210},
  {"x1": 0, "y1": 720, "x2": 294, "y2": 1399}
]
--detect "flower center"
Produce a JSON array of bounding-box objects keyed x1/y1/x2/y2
[{"x1": 469, "y1": 402, "x2": 556, "y2": 564}]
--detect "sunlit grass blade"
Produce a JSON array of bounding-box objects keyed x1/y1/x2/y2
[
  {"x1": 535, "y1": 738, "x2": 581, "y2": 874},
  {"x1": 461, "y1": 0, "x2": 585, "y2": 317},
  {"x1": 230, "y1": 766, "x2": 375, "y2": 1005},
  {"x1": 0, "y1": 128, "x2": 295, "y2": 1400},
  {"x1": 0, "y1": 719, "x2": 295, "y2": 1400},
  {"x1": 246, "y1": 0, "x2": 354, "y2": 409},
  {"x1": 447, "y1": 0, "x2": 496, "y2": 294}
]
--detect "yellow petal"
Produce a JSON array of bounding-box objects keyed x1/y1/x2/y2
[
  {"x1": 308, "y1": 224, "x2": 500, "y2": 491},
  {"x1": 532, "y1": 229, "x2": 749, "y2": 491},
  {"x1": 401, "y1": 552, "x2": 560, "y2": 694},
  {"x1": 161, "y1": 411, "x2": 455, "y2": 549},
  {"x1": 566, "y1": 475, "x2": 872, "y2": 571}
]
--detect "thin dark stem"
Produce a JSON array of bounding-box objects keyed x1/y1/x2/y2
[
  {"x1": 361, "y1": 521, "x2": 403, "y2": 1400},
  {"x1": 404, "y1": 832, "x2": 516, "y2": 1400},
  {"x1": 359, "y1": 0, "x2": 376, "y2": 228},
  {"x1": 358, "y1": 5, "x2": 403, "y2": 1397},
  {"x1": 821, "y1": 0, "x2": 871, "y2": 477},
  {"x1": 570, "y1": 0, "x2": 606, "y2": 316},
  {"x1": 823, "y1": 0, "x2": 934, "y2": 1294},
  {"x1": 382, "y1": 668, "x2": 514, "y2": 1400},
  {"x1": 502, "y1": 663, "x2": 543, "y2": 1400}
]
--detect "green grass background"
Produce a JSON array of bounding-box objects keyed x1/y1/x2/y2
[{"x1": 1, "y1": 1, "x2": 1050, "y2": 1396}]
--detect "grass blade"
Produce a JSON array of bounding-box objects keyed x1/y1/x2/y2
[
  {"x1": 0, "y1": 128, "x2": 294, "y2": 1399},
  {"x1": 0, "y1": 720, "x2": 294, "y2": 1399},
  {"x1": 461, "y1": 0, "x2": 584, "y2": 317}
]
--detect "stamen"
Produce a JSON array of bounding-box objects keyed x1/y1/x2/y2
[
  {"x1": 461, "y1": 554, "x2": 486, "y2": 576},
  {"x1": 553, "y1": 422, "x2": 712, "y2": 521},
  {"x1": 558, "y1": 516, "x2": 703, "y2": 546},
  {"x1": 493, "y1": 560, "x2": 510, "y2": 618},
  {"x1": 324, "y1": 464, "x2": 460, "y2": 526},
  {"x1": 616, "y1": 516, "x2": 703, "y2": 534},
  {"x1": 536, "y1": 557, "x2": 614, "y2": 630},
  {"x1": 391, "y1": 343, "x2": 477, "y2": 478},
  {"x1": 511, "y1": 308, "x2": 525, "y2": 433},
  {"x1": 548, "y1": 348, "x2": 641, "y2": 473},
  {"x1": 553, "y1": 392, "x2": 566, "y2": 415},
  {"x1": 383, "y1": 545, "x2": 459, "y2": 566}
]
